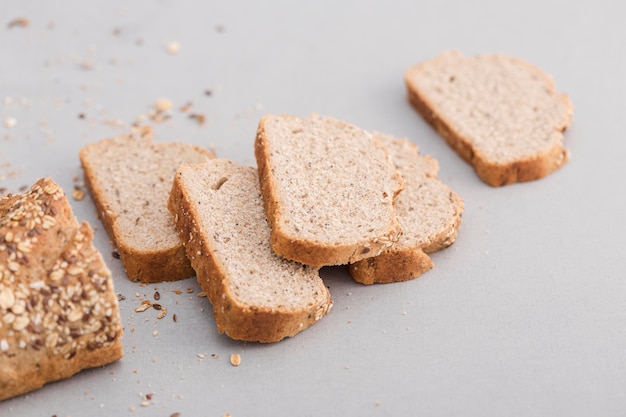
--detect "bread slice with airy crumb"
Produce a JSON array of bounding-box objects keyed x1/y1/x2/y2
[
  {"x1": 405, "y1": 51, "x2": 573, "y2": 186},
  {"x1": 168, "y1": 159, "x2": 332, "y2": 343},
  {"x1": 255, "y1": 114, "x2": 404, "y2": 267},
  {"x1": 349, "y1": 134, "x2": 464, "y2": 284},
  {"x1": 0, "y1": 178, "x2": 123, "y2": 401},
  {"x1": 79, "y1": 126, "x2": 213, "y2": 283}
]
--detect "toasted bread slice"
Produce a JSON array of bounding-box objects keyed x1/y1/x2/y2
[
  {"x1": 405, "y1": 51, "x2": 573, "y2": 186},
  {"x1": 0, "y1": 178, "x2": 123, "y2": 400},
  {"x1": 79, "y1": 126, "x2": 213, "y2": 283},
  {"x1": 349, "y1": 134, "x2": 464, "y2": 284},
  {"x1": 255, "y1": 114, "x2": 404, "y2": 266},
  {"x1": 168, "y1": 159, "x2": 332, "y2": 343}
]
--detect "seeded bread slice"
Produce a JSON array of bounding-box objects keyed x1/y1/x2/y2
[
  {"x1": 168, "y1": 159, "x2": 332, "y2": 343},
  {"x1": 0, "y1": 178, "x2": 123, "y2": 401},
  {"x1": 348, "y1": 135, "x2": 464, "y2": 284},
  {"x1": 79, "y1": 126, "x2": 214, "y2": 283},
  {"x1": 255, "y1": 114, "x2": 404, "y2": 267},
  {"x1": 405, "y1": 51, "x2": 573, "y2": 186}
]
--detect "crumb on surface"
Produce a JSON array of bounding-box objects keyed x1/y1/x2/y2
[{"x1": 230, "y1": 353, "x2": 241, "y2": 366}]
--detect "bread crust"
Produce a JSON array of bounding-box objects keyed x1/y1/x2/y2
[
  {"x1": 255, "y1": 115, "x2": 404, "y2": 267},
  {"x1": 79, "y1": 126, "x2": 211, "y2": 282},
  {"x1": 0, "y1": 178, "x2": 123, "y2": 401},
  {"x1": 168, "y1": 162, "x2": 332, "y2": 343},
  {"x1": 405, "y1": 51, "x2": 573, "y2": 186}
]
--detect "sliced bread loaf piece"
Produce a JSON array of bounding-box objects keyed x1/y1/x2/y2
[
  {"x1": 168, "y1": 159, "x2": 332, "y2": 343},
  {"x1": 349, "y1": 134, "x2": 464, "y2": 284},
  {"x1": 255, "y1": 114, "x2": 404, "y2": 267},
  {"x1": 0, "y1": 178, "x2": 123, "y2": 400},
  {"x1": 405, "y1": 51, "x2": 573, "y2": 186},
  {"x1": 79, "y1": 126, "x2": 213, "y2": 283}
]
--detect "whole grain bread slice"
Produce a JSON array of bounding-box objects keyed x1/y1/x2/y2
[
  {"x1": 168, "y1": 159, "x2": 332, "y2": 343},
  {"x1": 255, "y1": 114, "x2": 404, "y2": 267},
  {"x1": 79, "y1": 126, "x2": 213, "y2": 283},
  {"x1": 405, "y1": 51, "x2": 573, "y2": 186},
  {"x1": 348, "y1": 134, "x2": 464, "y2": 284},
  {"x1": 0, "y1": 178, "x2": 123, "y2": 401}
]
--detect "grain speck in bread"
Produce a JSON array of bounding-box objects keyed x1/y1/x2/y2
[
  {"x1": 349, "y1": 135, "x2": 464, "y2": 284},
  {"x1": 0, "y1": 178, "x2": 123, "y2": 401},
  {"x1": 79, "y1": 126, "x2": 214, "y2": 283},
  {"x1": 168, "y1": 159, "x2": 332, "y2": 343},
  {"x1": 255, "y1": 114, "x2": 404, "y2": 266},
  {"x1": 405, "y1": 51, "x2": 573, "y2": 186}
]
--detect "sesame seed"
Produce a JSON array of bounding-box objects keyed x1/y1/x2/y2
[
  {"x1": 0, "y1": 288, "x2": 16, "y2": 309},
  {"x1": 0, "y1": 339, "x2": 8, "y2": 352},
  {"x1": 68, "y1": 307, "x2": 83, "y2": 322},
  {"x1": 49, "y1": 269, "x2": 64, "y2": 281},
  {"x1": 12, "y1": 315, "x2": 30, "y2": 331}
]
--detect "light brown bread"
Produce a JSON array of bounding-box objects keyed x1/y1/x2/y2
[
  {"x1": 405, "y1": 51, "x2": 573, "y2": 186},
  {"x1": 0, "y1": 178, "x2": 123, "y2": 401},
  {"x1": 349, "y1": 134, "x2": 464, "y2": 284},
  {"x1": 168, "y1": 159, "x2": 332, "y2": 343},
  {"x1": 79, "y1": 126, "x2": 213, "y2": 283},
  {"x1": 255, "y1": 114, "x2": 404, "y2": 267}
]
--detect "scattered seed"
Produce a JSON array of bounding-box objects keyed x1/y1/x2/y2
[
  {"x1": 8, "y1": 18, "x2": 29, "y2": 29},
  {"x1": 189, "y1": 113, "x2": 206, "y2": 125},
  {"x1": 112, "y1": 251, "x2": 120, "y2": 259},
  {"x1": 166, "y1": 41, "x2": 180, "y2": 54},
  {"x1": 135, "y1": 303, "x2": 151, "y2": 313},
  {"x1": 4, "y1": 117, "x2": 17, "y2": 128},
  {"x1": 230, "y1": 353, "x2": 241, "y2": 366},
  {"x1": 197, "y1": 291, "x2": 207, "y2": 298},
  {"x1": 154, "y1": 98, "x2": 172, "y2": 112},
  {"x1": 154, "y1": 291, "x2": 160, "y2": 300},
  {"x1": 179, "y1": 101, "x2": 193, "y2": 112},
  {"x1": 197, "y1": 353, "x2": 205, "y2": 359},
  {"x1": 172, "y1": 314, "x2": 177, "y2": 322},
  {"x1": 72, "y1": 187, "x2": 85, "y2": 201}
]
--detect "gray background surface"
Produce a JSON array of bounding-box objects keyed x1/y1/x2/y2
[{"x1": 1, "y1": 0, "x2": 624, "y2": 416}]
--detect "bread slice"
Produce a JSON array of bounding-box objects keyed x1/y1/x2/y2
[
  {"x1": 79, "y1": 126, "x2": 213, "y2": 283},
  {"x1": 168, "y1": 159, "x2": 332, "y2": 343},
  {"x1": 348, "y1": 134, "x2": 464, "y2": 284},
  {"x1": 0, "y1": 178, "x2": 123, "y2": 401},
  {"x1": 405, "y1": 51, "x2": 573, "y2": 186},
  {"x1": 255, "y1": 114, "x2": 404, "y2": 267}
]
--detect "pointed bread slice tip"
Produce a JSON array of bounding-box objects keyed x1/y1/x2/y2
[
  {"x1": 349, "y1": 134, "x2": 464, "y2": 284},
  {"x1": 168, "y1": 159, "x2": 332, "y2": 343},
  {"x1": 405, "y1": 51, "x2": 573, "y2": 186},
  {"x1": 255, "y1": 114, "x2": 404, "y2": 267},
  {"x1": 79, "y1": 126, "x2": 214, "y2": 283}
]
